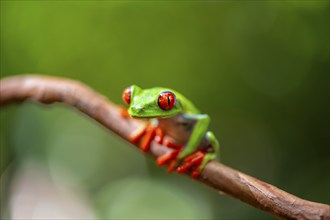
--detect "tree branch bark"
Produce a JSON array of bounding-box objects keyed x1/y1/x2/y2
[{"x1": 0, "y1": 75, "x2": 329, "y2": 220}]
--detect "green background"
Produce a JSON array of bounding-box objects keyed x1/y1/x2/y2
[{"x1": 1, "y1": 1, "x2": 329, "y2": 219}]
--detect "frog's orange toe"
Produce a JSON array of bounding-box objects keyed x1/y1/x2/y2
[
  {"x1": 163, "y1": 139, "x2": 182, "y2": 149},
  {"x1": 139, "y1": 126, "x2": 157, "y2": 152},
  {"x1": 177, "y1": 152, "x2": 204, "y2": 174},
  {"x1": 191, "y1": 170, "x2": 201, "y2": 178},
  {"x1": 167, "y1": 160, "x2": 177, "y2": 173},
  {"x1": 119, "y1": 106, "x2": 130, "y2": 118},
  {"x1": 154, "y1": 128, "x2": 164, "y2": 144},
  {"x1": 184, "y1": 151, "x2": 204, "y2": 163},
  {"x1": 129, "y1": 125, "x2": 147, "y2": 143},
  {"x1": 156, "y1": 150, "x2": 179, "y2": 166}
]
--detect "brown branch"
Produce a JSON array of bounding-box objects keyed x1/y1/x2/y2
[{"x1": 0, "y1": 75, "x2": 329, "y2": 220}]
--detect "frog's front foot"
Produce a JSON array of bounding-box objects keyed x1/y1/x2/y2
[
  {"x1": 119, "y1": 106, "x2": 130, "y2": 118},
  {"x1": 129, "y1": 124, "x2": 164, "y2": 152}
]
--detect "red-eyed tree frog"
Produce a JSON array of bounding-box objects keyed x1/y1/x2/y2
[{"x1": 121, "y1": 85, "x2": 220, "y2": 178}]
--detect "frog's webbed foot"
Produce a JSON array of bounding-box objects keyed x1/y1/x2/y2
[
  {"x1": 158, "y1": 149, "x2": 214, "y2": 178},
  {"x1": 177, "y1": 150, "x2": 205, "y2": 178},
  {"x1": 178, "y1": 151, "x2": 216, "y2": 178},
  {"x1": 129, "y1": 123, "x2": 164, "y2": 152},
  {"x1": 177, "y1": 131, "x2": 219, "y2": 178},
  {"x1": 156, "y1": 139, "x2": 207, "y2": 177}
]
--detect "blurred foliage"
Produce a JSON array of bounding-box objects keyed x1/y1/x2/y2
[{"x1": 0, "y1": 1, "x2": 329, "y2": 219}]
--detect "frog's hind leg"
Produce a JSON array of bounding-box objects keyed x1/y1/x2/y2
[
  {"x1": 198, "y1": 131, "x2": 219, "y2": 171},
  {"x1": 205, "y1": 131, "x2": 219, "y2": 158},
  {"x1": 178, "y1": 114, "x2": 210, "y2": 159},
  {"x1": 178, "y1": 131, "x2": 219, "y2": 178}
]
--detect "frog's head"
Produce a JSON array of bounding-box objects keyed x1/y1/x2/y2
[{"x1": 122, "y1": 85, "x2": 182, "y2": 118}]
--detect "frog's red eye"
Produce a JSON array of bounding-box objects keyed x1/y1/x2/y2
[
  {"x1": 158, "y1": 91, "x2": 176, "y2": 110},
  {"x1": 122, "y1": 86, "x2": 131, "y2": 104}
]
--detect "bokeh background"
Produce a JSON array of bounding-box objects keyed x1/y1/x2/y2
[{"x1": 1, "y1": 1, "x2": 329, "y2": 219}]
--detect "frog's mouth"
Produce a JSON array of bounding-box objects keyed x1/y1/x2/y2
[
  {"x1": 129, "y1": 113, "x2": 171, "y2": 119},
  {"x1": 128, "y1": 108, "x2": 158, "y2": 119},
  {"x1": 129, "y1": 109, "x2": 177, "y2": 119},
  {"x1": 130, "y1": 114, "x2": 156, "y2": 119}
]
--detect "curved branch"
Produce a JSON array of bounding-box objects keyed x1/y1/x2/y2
[{"x1": 0, "y1": 75, "x2": 329, "y2": 220}]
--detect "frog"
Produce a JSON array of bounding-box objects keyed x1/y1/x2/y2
[{"x1": 121, "y1": 85, "x2": 219, "y2": 178}]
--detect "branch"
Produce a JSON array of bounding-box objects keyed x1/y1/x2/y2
[{"x1": 0, "y1": 75, "x2": 329, "y2": 220}]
